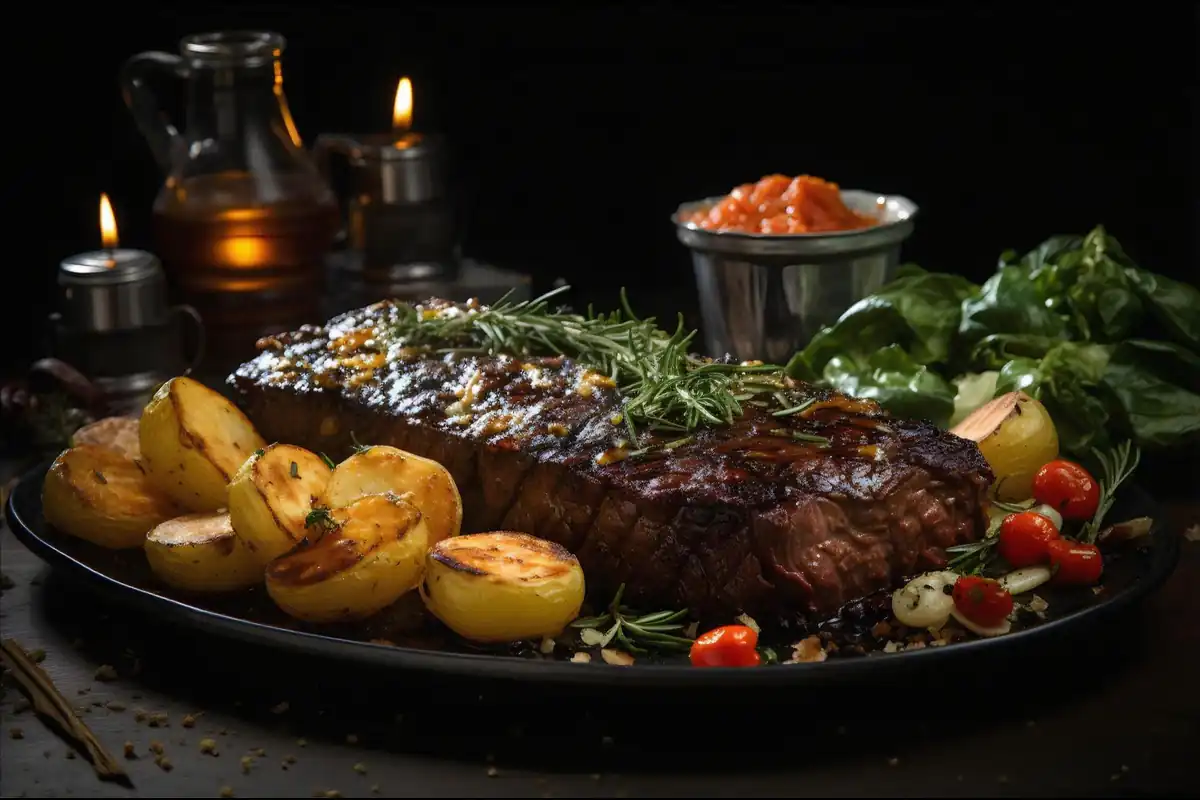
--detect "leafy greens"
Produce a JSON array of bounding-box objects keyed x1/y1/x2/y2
[{"x1": 786, "y1": 226, "x2": 1200, "y2": 456}]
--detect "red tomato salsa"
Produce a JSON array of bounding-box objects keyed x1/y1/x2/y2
[{"x1": 687, "y1": 174, "x2": 879, "y2": 235}]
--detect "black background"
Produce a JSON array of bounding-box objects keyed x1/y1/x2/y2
[{"x1": 9, "y1": 5, "x2": 1196, "y2": 375}]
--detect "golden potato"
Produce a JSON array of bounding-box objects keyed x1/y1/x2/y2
[
  {"x1": 42, "y1": 445, "x2": 179, "y2": 550},
  {"x1": 318, "y1": 445, "x2": 461, "y2": 544},
  {"x1": 139, "y1": 376, "x2": 266, "y2": 512},
  {"x1": 420, "y1": 531, "x2": 585, "y2": 643},
  {"x1": 951, "y1": 390, "x2": 1059, "y2": 502},
  {"x1": 71, "y1": 416, "x2": 142, "y2": 460},
  {"x1": 144, "y1": 511, "x2": 262, "y2": 593},
  {"x1": 264, "y1": 493, "x2": 429, "y2": 623},
  {"x1": 228, "y1": 444, "x2": 332, "y2": 566}
]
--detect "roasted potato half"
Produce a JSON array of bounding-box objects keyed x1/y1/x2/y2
[
  {"x1": 144, "y1": 511, "x2": 262, "y2": 593},
  {"x1": 228, "y1": 444, "x2": 333, "y2": 565},
  {"x1": 71, "y1": 416, "x2": 142, "y2": 460},
  {"x1": 264, "y1": 493, "x2": 429, "y2": 623},
  {"x1": 139, "y1": 376, "x2": 267, "y2": 512},
  {"x1": 42, "y1": 445, "x2": 179, "y2": 550},
  {"x1": 318, "y1": 445, "x2": 461, "y2": 544},
  {"x1": 420, "y1": 531, "x2": 585, "y2": 643}
]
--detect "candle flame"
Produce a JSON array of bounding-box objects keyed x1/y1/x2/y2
[
  {"x1": 99, "y1": 193, "x2": 119, "y2": 250},
  {"x1": 392, "y1": 77, "x2": 413, "y2": 134}
]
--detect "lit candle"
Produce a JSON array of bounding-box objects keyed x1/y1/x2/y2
[
  {"x1": 392, "y1": 76, "x2": 416, "y2": 145},
  {"x1": 58, "y1": 194, "x2": 169, "y2": 332},
  {"x1": 52, "y1": 195, "x2": 204, "y2": 414},
  {"x1": 315, "y1": 76, "x2": 457, "y2": 281}
]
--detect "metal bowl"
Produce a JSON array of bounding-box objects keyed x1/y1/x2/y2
[{"x1": 672, "y1": 190, "x2": 918, "y2": 363}]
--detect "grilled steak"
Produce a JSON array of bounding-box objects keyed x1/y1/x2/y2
[{"x1": 229, "y1": 299, "x2": 993, "y2": 622}]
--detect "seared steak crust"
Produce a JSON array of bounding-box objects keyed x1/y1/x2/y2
[{"x1": 229, "y1": 300, "x2": 993, "y2": 621}]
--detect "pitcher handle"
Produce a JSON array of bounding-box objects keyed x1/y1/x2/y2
[
  {"x1": 120, "y1": 51, "x2": 189, "y2": 173},
  {"x1": 170, "y1": 304, "x2": 206, "y2": 377},
  {"x1": 313, "y1": 134, "x2": 361, "y2": 244}
]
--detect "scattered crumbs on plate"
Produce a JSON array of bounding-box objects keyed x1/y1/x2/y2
[
  {"x1": 181, "y1": 712, "x2": 201, "y2": 728},
  {"x1": 251, "y1": 747, "x2": 266, "y2": 757},
  {"x1": 370, "y1": 785, "x2": 380, "y2": 795},
  {"x1": 93, "y1": 665, "x2": 118, "y2": 682},
  {"x1": 220, "y1": 787, "x2": 235, "y2": 798},
  {"x1": 29, "y1": 649, "x2": 46, "y2": 663},
  {"x1": 297, "y1": 738, "x2": 308, "y2": 747},
  {"x1": 105, "y1": 700, "x2": 127, "y2": 712},
  {"x1": 199, "y1": 738, "x2": 219, "y2": 756},
  {"x1": 9, "y1": 727, "x2": 24, "y2": 739},
  {"x1": 353, "y1": 763, "x2": 367, "y2": 775},
  {"x1": 155, "y1": 755, "x2": 173, "y2": 771},
  {"x1": 486, "y1": 766, "x2": 499, "y2": 777},
  {"x1": 570, "y1": 652, "x2": 591, "y2": 663},
  {"x1": 241, "y1": 755, "x2": 255, "y2": 774}
]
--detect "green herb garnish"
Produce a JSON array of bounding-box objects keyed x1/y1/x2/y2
[
  {"x1": 385, "y1": 286, "x2": 815, "y2": 445},
  {"x1": 304, "y1": 507, "x2": 337, "y2": 531},
  {"x1": 289, "y1": 461, "x2": 299, "y2": 479},
  {"x1": 93, "y1": 470, "x2": 107, "y2": 485},
  {"x1": 569, "y1": 584, "x2": 694, "y2": 654},
  {"x1": 254, "y1": 448, "x2": 265, "y2": 458},
  {"x1": 319, "y1": 452, "x2": 336, "y2": 470},
  {"x1": 768, "y1": 428, "x2": 832, "y2": 446},
  {"x1": 1081, "y1": 440, "x2": 1141, "y2": 544},
  {"x1": 349, "y1": 432, "x2": 372, "y2": 454}
]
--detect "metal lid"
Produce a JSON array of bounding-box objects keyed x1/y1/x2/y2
[
  {"x1": 672, "y1": 189, "x2": 919, "y2": 258},
  {"x1": 322, "y1": 133, "x2": 443, "y2": 164},
  {"x1": 59, "y1": 250, "x2": 162, "y2": 287}
]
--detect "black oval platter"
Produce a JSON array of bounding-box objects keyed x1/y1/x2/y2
[{"x1": 4, "y1": 458, "x2": 1181, "y2": 688}]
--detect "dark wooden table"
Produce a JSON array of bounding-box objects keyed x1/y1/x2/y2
[{"x1": 2, "y1": 454, "x2": 1197, "y2": 798}]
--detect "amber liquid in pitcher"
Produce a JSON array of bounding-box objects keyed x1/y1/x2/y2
[{"x1": 152, "y1": 172, "x2": 341, "y2": 375}]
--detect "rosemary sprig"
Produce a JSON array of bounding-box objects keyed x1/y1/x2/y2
[
  {"x1": 384, "y1": 286, "x2": 812, "y2": 445},
  {"x1": 1080, "y1": 440, "x2": 1140, "y2": 544},
  {"x1": 946, "y1": 514, "x2": 1004, "y2": 576},
  {"x1": 569, "y1": 584, "x2": 695, "y2": 654}
]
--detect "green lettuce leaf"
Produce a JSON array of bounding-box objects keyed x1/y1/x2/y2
[{"x1": 819, "y1": 345, "x2": 956, "y2": 427}]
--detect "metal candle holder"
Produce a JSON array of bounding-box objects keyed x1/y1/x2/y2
[
  {"x1": 52, "y1": 248, "x2": 204, "y2": 415},
  {"x1": 316, "y1": 132, "x2": 460, "y2": 282}
]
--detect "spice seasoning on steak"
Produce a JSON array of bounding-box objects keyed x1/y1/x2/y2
[{"x1": 229, "y1": 295, "x2": 992, "y2": 622}]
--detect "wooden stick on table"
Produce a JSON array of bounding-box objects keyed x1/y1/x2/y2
[{"x1": 0, "y1": 638, "x2": 131, "y2": 786}]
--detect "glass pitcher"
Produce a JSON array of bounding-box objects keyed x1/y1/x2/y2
[{"x1": 120, "y1": 31, "x2": 340, "y2": 368}]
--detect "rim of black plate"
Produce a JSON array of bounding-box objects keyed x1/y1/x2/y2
[{"x1": 3, "y1": 458, "x2": 1182, "y2": 689}]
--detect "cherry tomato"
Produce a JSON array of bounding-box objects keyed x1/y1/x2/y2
[
  {"x1": 1032, "y1": 460, "x2": 1101, "y2": 521},
  {"x1": 689, "y1": 625, "x2": 761, "y2": 667},
  {"x1": 951, "y1": 576, "x2": 1014, "y2": 628},
  {"x1": 1047, "y1": 539, "x2": 1104, "y2": 585},
  {"x1": 997, "y1": 511, "x2": 1061, "y2": 567}
]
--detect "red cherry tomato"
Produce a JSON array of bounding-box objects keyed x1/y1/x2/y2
[
  {"x1": 997, "y1": 511, "x2": 1061, "y2": 567},
  {"x1": 952, "y1": 576, "x2": 1014, "y2": 628},
  {"x1": 689, "y1": 625, "x2": 761, "y2": 667},
  {"x1": 1032, "y1": 460, "x2": 1101, "y2": 521},
  {"x1": 1047, "y1": 539, "x2": 1104, "y2": 585}
]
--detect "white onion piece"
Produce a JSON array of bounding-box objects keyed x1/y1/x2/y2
[
  {"x1": 1029, "y1": 504, "x2": 1063, "y2": 531},
  {"x1": 999, "y1": 565, "x2": 1053, "y2": 596},
  {"x1": 950, "y1": 607, "x2": 1012, "y2": 638},
  {"x1": 891, "y1": 571, "x2": 959, "y2": 629}
]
